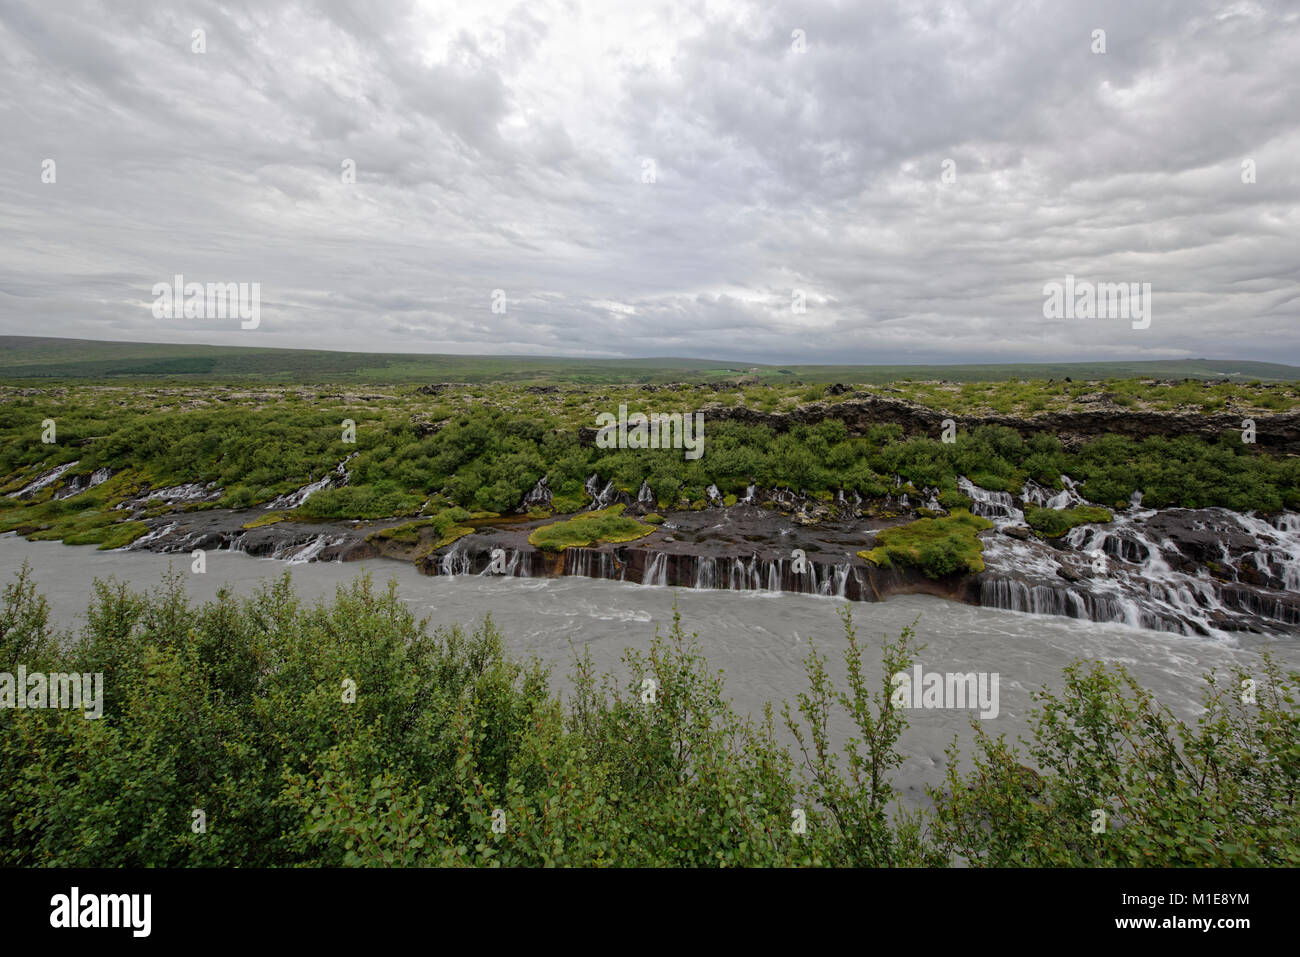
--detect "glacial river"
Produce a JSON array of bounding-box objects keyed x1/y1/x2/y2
[{"x1": 3, "y1": 534, "x2": 1297, "y2": 806}]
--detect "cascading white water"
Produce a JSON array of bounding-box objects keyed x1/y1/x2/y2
[
  {"x1": 975, "y1": 472, "x2": 1300, "y2": 635},
  {"x1": 125, "y1": 522, "x2": 178, "y2": 550},
  {"x1": 694, "y1": 556, "x2": 717, "y2": 589},
  {"x1": 767, "y1": 559, "x2": 782, "y2": 593},
  {"x1": 266, "y1": 453, "x2": 357, "y2": 510},
  {"x1": 14, "y1": 461, "x2": 79, "y2": 498},
  {"x1": 51, "y1": 466, "x2": 114, "y2": 500},
  {"x1": 440, "y1": 538, "x2": 475, "y2": 576},
  {"x1": 1021, "y1": 476, "x2": 1084, "y2": 510},
  {"x1": 1228, "y1": 510, "x2": 1300, "y2": 592},
  {"x1": 642, "y1": 553, "x2": 668, "y2": 587},
  {"x1": 958, "y1": 477, "x2": 1023, "y2": 525},
  {"x1": 522, "y1": 476, "x2": 552, "y2": 510},
  {"x1": 286, "y1": 534, "x2": 347, "y2": 565}
]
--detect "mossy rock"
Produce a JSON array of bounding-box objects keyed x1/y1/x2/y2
[
  {"x1": 243, "y1": 511, "x2": 293, "y2": 529},
  {"x1": 528, "y1": 505, "x2": 654, "y2": 553},
  {"x1": 859, "y1": 509, "x2": 993, "y2": 579}
]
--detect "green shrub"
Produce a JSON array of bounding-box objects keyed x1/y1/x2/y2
[
  {"x1": 0, "y1": 566, "x2": 1296, "y2": 867},
  {"x1": 1025, "y1": 505, "x2": 1113, "y2": 538}
]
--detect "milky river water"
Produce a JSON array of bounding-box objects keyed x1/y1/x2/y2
[{"x1": 4, "y1": 534, "x2": 1297, "y2": 807}]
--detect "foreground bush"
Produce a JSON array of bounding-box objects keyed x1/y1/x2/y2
[{"x1": 0, "y1": 565, "x2": 1294, "y2": 866}]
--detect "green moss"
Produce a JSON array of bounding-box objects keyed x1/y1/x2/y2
[
  {"x1": 1025, "y1": 505, "x2": 1113, "y2": 538},
  {"x1": 859, "y1": 509, "x2": 993, "y2": 578},
  {"x1": 243, "y1": 511, "x2": 293, "y2": 529},
  {"x1": 644, "y1": 513, "x2": 664, "y2": 524},
  {"x1": 528, "y1": 504, "x2": 654, "y2": 553},
  {"x1": 369, "y1": 508, "x2": 473, "y2": 552},
  {"x1": 64, "y1": 521, "x2": 149, "y2": 549}
]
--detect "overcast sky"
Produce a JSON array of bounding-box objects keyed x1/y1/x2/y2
[{"x1": 1, "y1": 0, "x2": 1298, "y2": 365}]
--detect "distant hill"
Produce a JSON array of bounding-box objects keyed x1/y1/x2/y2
[{"x1": 2, "y1": 336, "x2": 1298, "y2": 384}]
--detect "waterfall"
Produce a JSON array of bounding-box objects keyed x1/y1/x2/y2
[
  {"x1": 440, "y1": 538, "x2": 475, "y2": 576},
  {"x1": 584, "y1": 474, "x2": 618, "y2": 509},
  {"x1": 694, "y1": 556, "x2": 717, "y2": 589},
  {"x1": 637, "y1": 480, "x2": 655, "y2": 506},
  {"x1": 958, "y1": 477, "x2": 1024, "y2": 525},
  {"x1": 833, "y1": 563, "x2": 854, "y2": 598},
  {"x1": 1230, "y1": 511, "x2": 1300, "y2": 592},
  {"x1": 14, "y1": 461, "x2": 79, "y2": 498},
  {"x1": 286, "y1": 534, "x2": 347, "y2": 564},
  {"x1": 52, "y1": 466, "x2": 115, "y2": 500},
  {"x1": 266, "y1": 454, "x2": 356, "y2": 509},
  {"x1": 706, "y1": 483, "x2": 723, "y2": 506},
  {"x1": 979, "y1": 577, "x2": 1190, "y2": 635},
  {"x1": 566, "y1": 547, "x2": 617, "y2": 581},
  {"x1": 522, "y1": 476, "x2": 552, "y2": 510},
  {"x1": 643, "y1": 553, "x2": 668, "y2": 587},
  {"x1": 482, "y1": 548, "x2": 526, "y2": 577},
  {"x1": 980, "y1": 506, "x2": 1300, "y2": 635},
  {"x1": 125, "y1": 522, "x2": 177, "y2": 550}
]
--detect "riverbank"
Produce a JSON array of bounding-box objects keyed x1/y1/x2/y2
[{"x1": 95, "y1": 478, "x2": 1300, "y2": 637}]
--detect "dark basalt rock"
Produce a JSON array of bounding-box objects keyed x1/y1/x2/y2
[
  {"x1": 688, "y1": 395, "x2": 1300, "y2": 454},
  {"x1": 116, "y1": 481, "x2": 1300, "y2": 638}
]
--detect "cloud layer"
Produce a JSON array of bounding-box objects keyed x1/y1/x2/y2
[{"x1": 1, "y1": 0, "x2": 1298, "y2": 365}]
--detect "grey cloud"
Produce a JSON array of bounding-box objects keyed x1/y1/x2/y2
[{"x1": 0, "y1": 0, "x2": 1297, "y2": 365}]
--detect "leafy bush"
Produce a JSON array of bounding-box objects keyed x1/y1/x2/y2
[
  {"x1": 931, "y1": 657, "x2": 1300, "y2": 866},
  {"x1": 0, "y1": 567, "x2": 1295, "y2": 867},
  {"x1": 1025, "y1": 505, "x2": 1113, "y2": 538},
  {"x1": 299, "y1": 483, "x2": 424, "y2": 520}
]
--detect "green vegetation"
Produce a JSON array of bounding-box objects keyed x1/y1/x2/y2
[
  {"x1": 528, "y1": 505, "x2": 654, "y2": 552},
  {"x1": 1, "y1": 565, "x2": 1294, "y2": 867},
  {"x1": 298, "y1": 483, "x2": 424, "y2": 520},
  {"x1": 243, "y1": 511, "x2": 292, "y2": 529},
  {"x1": 367, "y1": 508, "x2": 473, "y2": 553},
  {"x1": 1025, "y1": 505, "x2": 1113, "y2": 538},
  {"x1": 2, "y1": 379, "x2": 1297, "y2": 554},
  {"x1": 860, "y1": 510, "x2": 994, "y2": 578}
]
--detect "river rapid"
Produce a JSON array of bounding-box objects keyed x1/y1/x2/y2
[{"x1": 4, "y1": 533, "x2": 1297, "y2": 808}]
